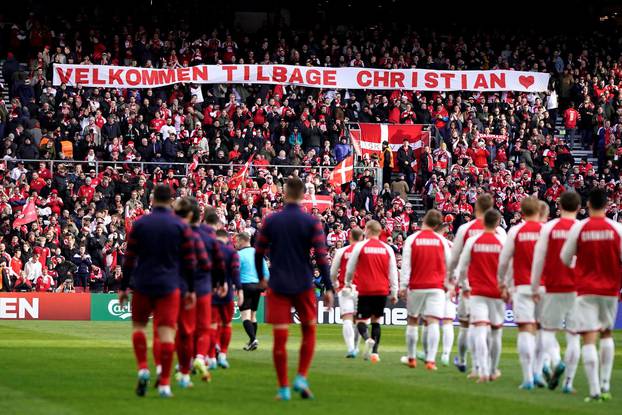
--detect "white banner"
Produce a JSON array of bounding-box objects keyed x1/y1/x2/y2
[{"x1": 52, "y1": 64, "x2": 550, "y2": 92}]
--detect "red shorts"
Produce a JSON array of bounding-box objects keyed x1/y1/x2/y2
[
  {"x1": 211, "y1": 301, "x2": 235, "y2": 326},
  {"x1": 265, "y1": 288, "x2": 317, "y2": 325},
  {"x1": 195, "y1": 294, "x2": 212, "y2": 332},
  {"x1": 131, "y1": 289, "x2": 180, "y2": 328}
]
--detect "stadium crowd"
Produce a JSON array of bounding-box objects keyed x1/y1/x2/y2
[{"x1": 2, "y1": 10, "x2": 622, "y2": 293}]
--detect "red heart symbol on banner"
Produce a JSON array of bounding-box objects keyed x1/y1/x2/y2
[{"x1": 518, "y1": 75, "x2": 534, "y2": 89}]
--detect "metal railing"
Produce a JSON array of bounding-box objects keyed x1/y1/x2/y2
[{"x1": 4, "y1": 158, "x2": 383, "y2": 187}]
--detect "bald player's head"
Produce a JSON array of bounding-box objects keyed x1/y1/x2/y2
[
  {"x1": 474, "y1": 194, "x2": 493, "y2": 217},
  {"x1": 349, "y1": 227, "x2": 364, "y2": 244},
  {"x1": 364, "y1": 220, "x2": 382, "y2": 238}
]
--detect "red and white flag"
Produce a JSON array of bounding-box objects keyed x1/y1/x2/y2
[
  {"x1": 329, "y1": 155, "x2": 354, "y2": 187},
  {"x1": 13, "y1": 198, "x2": 38, "y2": 228},
  {"x1": 349, "y1": 123, "x2": 430, "y2": 171},
  {"x1": 228, "y1": 154, "x2": 254, "y2": 190},
  {"x1": 301, "y1": 194, "x2": 333, "y2": 213}
]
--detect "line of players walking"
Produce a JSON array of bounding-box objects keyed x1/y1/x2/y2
[{"x1": 333, "y1": 190, "x2": 618, "y2": 403}]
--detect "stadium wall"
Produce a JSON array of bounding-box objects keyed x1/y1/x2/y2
[{"x1": 1, "y1": 293, "x2": 621, "y2": 328}]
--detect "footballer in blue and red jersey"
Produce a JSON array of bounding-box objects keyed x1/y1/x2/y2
[
  {"x1": 119, "y1": 185, "x2": 197, "y2": 398},
  {"x1": 172, "y1": 197, "x2": 213, "y2": 388},
  {"x1": 254, "y1": 177, "x2": 334, "y2": 401},
  {"x1": 208, "y1": 230, "x2": 241, "y2": 369}
]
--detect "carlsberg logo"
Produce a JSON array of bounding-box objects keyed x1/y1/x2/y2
[{"x1": 107, "y1": 300, "x2": 132, "y2": 320}]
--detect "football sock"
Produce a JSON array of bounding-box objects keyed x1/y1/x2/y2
[
  {"x1": 541, "y1": 330, "x2": 561, "y2": 367},
  {"x1": 152, "y1": 335, "x2": 161, "y2": 366},
  {"x1": 243, "y1": 319, "x2": 256, "y2": 342},
  {"x1": 467, "y1": 326, "x2": 478, "y2": 371},
  {"x1": 273, "y1": 327, "x2": 289, "y2": 387},
  {"x1": 442, "y1": 324, "x2": 454, "y2": 359},
  {"x1": 357, "y1": 322, "x2": 370, "y2": 341},
  {"x1": 490, "y1": 328, "x2": 502, "y2": 374},
  {"x1": 599, "y1": 337, "x2": 614, "y2": 393},
  {"x1": 426, "y1": 322, "x2": 440, "y2": 363},
  {"x1": 132, "y1": 331, "x2": 148, "y2": 371},
  {"x1": 582, "y1": 344, "x2": 600, "y2": 397},
  {"x1": 298, "y1": 323, "x2": 316, "y2": 377},
  {"x1": 159, "y1": 342, "x2": 175, "y2": 386},
  {"x1": 195, "y1": 326, "x2": 210, "y2": 359},
  {"x1": 253, "y1": 322, "x2": 258, "y2": 337},
  {"x1": 533, "y1": 330, "x2": 545, "y2": 376},
  {"x1": 421, "y1": 324, "x2": 428, "y2": 355},
  {"x1": 371, "y1": 323, "x2": 381, "y2": 353},
  {"x1": 342, "y1": 319, "x2": 355, "y2": 352},
  {"x1": 175, "y1": 330, "x2": 193, "y2": 374},
  {"x1": 406, "y1": 325, "x2": 418, "y2": 359},
  {"x1": 473, "y1": 325, "x2": 489, "y2": 377},
  {"x1": 208, "y1": 327, "x2": 219, "y2": 358},
  {"x1": 517, "y1": 332, "x2": 535, "y2": 384},
  {"x1": 220, "y1": 326, "x2": 232, "y2": 354},
  {"x1": 563, "y1": 332, "x2": 580, "y2": 389},
  {"x1": 457, "y1": 326, "x2": 468, "y2": 364}
]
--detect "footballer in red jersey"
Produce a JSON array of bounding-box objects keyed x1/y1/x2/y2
[
  {"x1": 457, "y1": 209, "x2": 506, "y2": 384},
  {"x1": 330, "y1": 227, "x2": 364, "y2": 358},
  {"x1": 345, "y1": 220, "x2": 398, "y2": 363},
  {"x1": 447, "y1": 194, "x2": 505, "y2": 375},
  {"x1": 560, "y1": 189, "x2": 622, "y2": 402},
  {"x1": 497, "y1": 197, "x2": 545, "y2": 389},
  {"x1": 531, "y1": 191, "x2": 581, "y2": 393},
  {"x1": 399, "y1": 210, "x2": 452, "y2": 370}
]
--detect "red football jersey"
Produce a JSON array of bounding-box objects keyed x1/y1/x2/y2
[
  {"x1": 448, "y1": 218, "x2": 506, "y2": 277},
  {"x1": 330, "y1": 243, "x2": 358, "y2": 291},
  {"x1": 531, "y1": 218, "x2": 576, "y2": 293},
  {"x1": 345, "y1": 238, "x2": 398, "y2": 297},
  {"x1": 458, "y1": 232, "x2": 506, "y2": 299},
  {"x1": 401, "y1": 229, "x2": 451, "y2": 290},
  {"x1": 498, "y1": 221, "x2": 542, "y2": 287},
  {"x1": 561, "y1": 217, "x2": 622, "y2": 297}
]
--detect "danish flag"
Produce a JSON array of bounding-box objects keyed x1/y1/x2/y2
[
  {"x1": 301, "y1": 194, "x2": 333, "y2": 213},
  {"x1": 228, "y1": 153, "x2": 254, "y2": 190},
  {"x1": 13, "y1": 198, "x2": 38, "y2": 229},
  {"x1": 329, "y1": 155, "x2": 354, "y2": 187}
]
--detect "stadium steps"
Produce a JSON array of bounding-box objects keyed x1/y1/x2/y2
[{"x1": 554, "y1": 119, "x2": 598, "y2": 166}]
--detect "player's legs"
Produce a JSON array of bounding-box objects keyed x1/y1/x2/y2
[
  {"x1": 574, "y1": 295, "x2": 606, "y2": 401},
  {"x1": 339, "y1": 289, "x2": 357, "y2": 356},
  {"x1": 130, "y1": 291, "x2": 153, "y2": 397},
  {"x1": 514, "y1": 292, "x2": 537, "y2": 388},
  {"x1": 207, "y1": 305, "x2": 220, "y2": 369},
  {"x1": 265, "y1": 289, "x2": 293, "y2": 400},
  {"x1": 562, "y1": 330, "x2": 580, "y2": 393},
  {"x1": 488, "y1": 299, "x2": 505, "y2": 380},
  {"x1": 241, "y1": 285, "x2": 261, "y2": 350},
  {"x1": 405, "y1": 316, "x2": 419, "y2": 368},
  {"x1": 291, "y1": 288, "x2": 318, "y2": 399},
  {"x1": 598, "y1": 296, "x2": 617, "y2": 399},
  {"x1": 175, "y1": 302, "x2": 196, "y2": 388},
  {"x1": 217, "y1": 302, "x2": 234, "y2": 368},
  {"x1": 473, "y1": 322, "x2": 490, "y2": 383},
  {"x1": 192, "y1": 294, "x2": 212, "y2": 381},
  {"x1": 422, "y1": 290, "x2": 445, "y2": 370},
  {"x1": 441, "y1": 320, "x2": 455, "y2": 367},
  {"x1": 154, "y1": 290, "x2": 181, "y2": 397}
]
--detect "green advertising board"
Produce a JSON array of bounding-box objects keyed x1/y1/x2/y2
[{"x1": 90, "y1": 293, "x2": 265, "y2": 322}]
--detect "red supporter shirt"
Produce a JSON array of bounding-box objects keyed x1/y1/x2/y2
[
  {"x1": 400, "y1": 229, "x2": 451, "y2": 290},
  {"x1": 531, "y1": 218, "x2": 577, "y2": 293},
  {"x1": 345, "y1": 238, "x2": 398, "y2": 297},
  {"x1": 560, "y1": 217, "x2": 622, "y2": 297},
  {"x1": 498, "y1": 220, "x2": 542, "y2": 289},
  {"x1": 458, "y1": 231, "x2": 506, "y2": 299}
]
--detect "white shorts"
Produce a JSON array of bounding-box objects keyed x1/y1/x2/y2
[
  {"x1": 338, "y1": 289, "x2": 358, "y2": 316},
  {"x1": 512, "y1": 289, "x2": 543, "y2": 324},
  {"x1": 573, "y1": 295, "x2": 619, "y2": 332},
  {"x1": 443, "y1": 292, "x2": 457, "y2": 320},
  {"x1": 470, "y1": 295, "x2": 505, "y2": 327},
  {"x1": 407, "y1": 289, "x2": 445, "y2": 319},
  {"x1": 540, "y1": 292, "x2": 577, "y2": 331},
  {"x1": 457, "y1": 293, "x2": 470, "y2": 322}
]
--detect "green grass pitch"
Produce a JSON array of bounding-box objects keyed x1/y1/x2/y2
[{"x1": 0, "y1": 321, "x2": 620, "y2": 415}]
